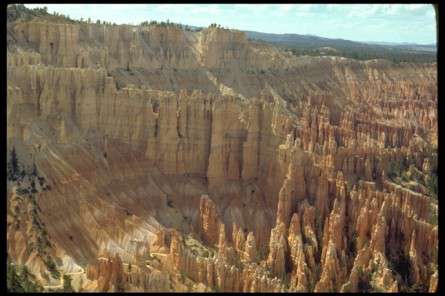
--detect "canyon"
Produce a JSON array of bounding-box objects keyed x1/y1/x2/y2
[{"x1": 6, "y1": 12, "x2": 438, "y2": 293}]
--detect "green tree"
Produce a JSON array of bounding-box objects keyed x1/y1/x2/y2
[
  {"x1": 7, "y1": 261, "x2": 24, "y2": 292},
  {"x1": 63, "y1": 274, "x2": 74, "y2": 292},
  {"x1": 426, "y1": 174, "x2": 438, "y2": 199},
  {"x1": 44, "y1": 256, "x2": 61, "y2": 279},
  {"x1": 31, "y1": 163, "x2": 38, "y2": 176},
  {"x1": 7, "y1": 263, "x2": 43, "y2": 292},
  {"x1": 10, "y1": 146, "x2": 18, "y2": 177},
  {"x1": 19, "y1": 266, "x2": 35, "y2": 291}
]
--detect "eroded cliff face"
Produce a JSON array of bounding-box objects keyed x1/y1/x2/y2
[{"x1": 7, "y1": 17, "x2": 437, "y2": 292}]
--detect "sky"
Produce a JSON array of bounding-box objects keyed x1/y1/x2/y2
[{"x1": 24, "y1": 4, "x2": 436, "y2": 45}]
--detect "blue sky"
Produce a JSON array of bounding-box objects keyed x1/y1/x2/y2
[{"x1": 24, "y1": 4, "x2": 436, "y2": 44}]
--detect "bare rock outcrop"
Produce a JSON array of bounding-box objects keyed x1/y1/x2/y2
[{"x1": 198, "y1": 195, "x2": 220, "y2": 246}]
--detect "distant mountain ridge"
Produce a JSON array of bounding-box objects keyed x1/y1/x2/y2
[{"x1": 243, "y1": 30, "x2": 436, "y2": 53}]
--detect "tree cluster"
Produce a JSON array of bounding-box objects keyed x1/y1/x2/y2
[
  {"x1": 288, "y1": 45, "x2": 435, "y2": 64},
  {"x1": 7, "y1": 259, "x2": 43, "y2": 292},
  {"x1": 140, "y1": 19, "x2": 182, "y2": 28},
  {"x1": 7, "y1": 147, "x2": 24, "y2": 182},
  {"x1": 7, "y1": 4, "x2": 76, "y2": 24}
]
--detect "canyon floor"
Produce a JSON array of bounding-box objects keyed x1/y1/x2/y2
[{"x1": 6, "y1": 9, "x2": 438, "y2": 293}]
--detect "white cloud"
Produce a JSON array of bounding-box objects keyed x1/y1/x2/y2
[
  {"x1": 383, "y1": 4, "x2": 403, "y2": 16},
  {"x1": 156, "y1": 4, "x2": 190, "y2": 12},
  {"x1": 154, "y1": 4, "x2": 221, "y2": 15},
  {"x1": 279, "y1": 4, "x2": 294, "y2": 12},
  {"x1": 294, "y1": 4, "x2": 314, "y2": 12},
  {"x1": 232, "y1": 4, "x2": 284, "y2": 16},
  {"x1": 189, "y1": 5, "x2": 221, "y2": 15},
  {"x1": 406, "y1": 4, "x2": 428, "y2": 11},
  {"x1": 326, "y1": 4, "x2": 339, "y2": 10},
  {"x1": 346, "y1": 5, "x2": 380, "y2": 18}
]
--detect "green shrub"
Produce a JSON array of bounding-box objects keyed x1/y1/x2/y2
[
  {"x1": 63, "y1": 274, "x2": 74, "y2": 292},
  {"x1": 389, "y1": 252, "x2": 411, "y2": 285},
  {"x1": 44, "y1": 256, "x2": 60, "y2": 279},
  {"x1": 426, "y1": 174, "x2": 438, "y2": 199},
  {"x1": 356, "y1": 267, "x2": 372, "y2": 292},
  {"x1": 7, "y1": 260, "x2": 43, "y2": 292}
]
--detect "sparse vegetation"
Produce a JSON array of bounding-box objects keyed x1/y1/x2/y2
[
  {"x1": 347, "y1": 231, "x2": 356, "y2": 255},
  {"x1": 7, "y1": 149, "x2": 60, "y2": 281},
  {"x1": 425, "y1": 173, "x2": 437, "y2": 199},
  {"x1": 180, "y1": 270, "x2": 187, "y2": 282},
  {"x1": 140, "y1": 19, "x2": 185, "y2": 29},
  {"x1": 386, "y1": 158, "x2": 404, "y2": 181},
  {"x1": 231, "y1": 254, "x2": 243, "y2": 269},
  {"x1": 356, "y1": 266, "x2": 372, "y2": 292},
  {"x1": 282, "y1": 272, "x2": 291, "y2": 289},
  {"x1": 7, "y1": 146, "x2": 19, "y2": 181},
  {"x1": 256, "y1": 245, "x2": 268, "y2": 261},
  {"x1": 7, "y1": 4, "x2": 76, "y2": 23},
  {"x1": 7, "y1": 4, "x2": 116, "y2": 26},
  {"x1": 185, "y1": 235, "x2": 216, "y2": 259},
  {"x1": 388, "y1": 251, "x2": 411, "y2": 286},
  {"x1": 402, "y1": 283, "x2": 428, "y2": 292},
  {"x1": 286, "y1": 43, "x2": 435, "y2": 64},
  {"x1": 44, "y1": 256, "x2": 61, "y2": 279},
  {"x1": 7, "y1": 258, "x2": 44, "y2": 292},
  {"x1": 63, "y1": 274, "x2": 74, "y2": 292},
  {"x1": 386, "y1": 157, "x2": 437, "y2": 200}
]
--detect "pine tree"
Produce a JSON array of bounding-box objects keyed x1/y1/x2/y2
[
  {"x1": 15, "y1": 265, "x2": 43, "y2": 292},
  {"x1": 63, "y1": 274, "x2": 74, "y2": 292},
  {"x1": 7, "y1": 261, "x2": 24, "y2": 292},
  {"x1": 11, "y1": 147, "x2": 18, "y2": 175},
  {"x1": 8, "y1": 147, "x2": 19, "y2": 181},
  {"x1": 32, "y1": 163, "x2": 38, "y2": 176}
]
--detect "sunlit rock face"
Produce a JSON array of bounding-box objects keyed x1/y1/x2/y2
[{"x1": 7, "y1": 13, "x2": 437, "y2": 293}]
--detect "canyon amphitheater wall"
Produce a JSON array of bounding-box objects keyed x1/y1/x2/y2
[{"x1": 7, "y1": 18, "x2": 437, "y2": 292}]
